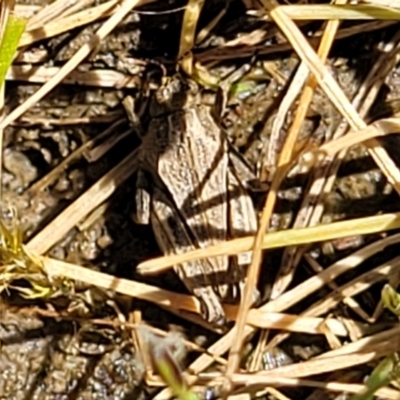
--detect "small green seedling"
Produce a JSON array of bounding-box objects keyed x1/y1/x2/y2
[
  {"x1": 0, "y1": 10, "x2": 26, "y2": 90},
  {"x1": 349, "y1": 284, "x2": 400, "y2": 400},
  {"x1": 349, "y1": 354, "x2": 399, "y2": 400},
  {"x1": 142, "y1": 328, "x2": 200, "y2": 400},
  {"x1": 382, "y1": 284, "x2": 400, "y2": 317}
]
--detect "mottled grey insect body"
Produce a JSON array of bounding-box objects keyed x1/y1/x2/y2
[{"x1": 134, "y1": 78, "x2": 259, "y2": 325}]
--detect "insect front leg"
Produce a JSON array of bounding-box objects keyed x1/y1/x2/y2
[
  {"x1": 133, "y1": 169, "x2": 151, "y2": 225},
  {"x1": 228, "y1": 147, "x2": 269, "y2": 193}
]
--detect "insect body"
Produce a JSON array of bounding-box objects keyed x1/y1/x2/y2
[{"x1": 134, "y1": 77, "x2": 259, "y2": 325}]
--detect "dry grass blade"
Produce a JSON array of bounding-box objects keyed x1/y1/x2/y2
[
  {"x1": 195, "y1": 5, "x2": 225, "y2": 45},
  {"x1": 50, "y1": 0, "x2": 96, "y2": 20},
  {"x1": 300, "y1": 117, "x2": 400, "y2": 168},
  {"x1": 158, "y1": 342, "x2": 400, "y2": 399},
  {"x1": 264, "y1": 0, "x2": 343, "y2": 313},
  {"x1": 224, "y1": 119, "x2": 291, "y2": 387},
  {"x1": 7, "y1": 65, "x2": 141, "y2": 88},
  {"x1": 319, "y1": 326, "x2": 400, "y2": 359},
  {"x1": 137, "y1": 212, "x2": 400, "y2": 273},
  {"x1": 11, "y1": 253, "x2": 357, "y2": 336},
  {"x1": 306, "y1": 256, "x2": 400, "y2": 317},
  {"x1": 84, "y1": 127, "x2": 134, "y2": 162},
  {"x1": 271, "y1": 15, "x2": 400, "y2": 299},
  {"x1": 268, "y1": 233, "x2": 400, "y2": 314},
  {"x1": 271, "y1": 6, "x2": 400, "y2": 195},
  {"x1": 0, "y1": 0, "x2": 143, "y2": 131},
  {"x1": 279, "y1": 3, "x2": 343, "y2": 173},
  {"x1": 41, "y1": 257, "x2": 360, "y2": 336},
  {"x1": 19, "y1": 0, "x2": 119, "y2": 47},
  {"x1": 264, "y1": 62, "x2": 308, "y2": 177},
  {"x1": 305, "y1": 255, "x2": 370, "y2": 322},
  {"x1": 256, "y1": 3, "x2": 337, "y2": 327},
  {"x1": 265, "y1": 5, "x2": 340, "y2": 175},
  {"x1": 282, "y1": 4, "x2": 400, "y2": 20},
  {"x1": 201, "y1": 330, "x2": 400, "y2": 396},
  {"x1": 0, "y1": 0, "x2": 13, "y2": 42},
  {"x1": 14, "y1": 4, "x2": 41, "y2": 19},
  {"x1": 242, "y1": 313, "x2": 353, "y2": 336},
  {"x1": 28, "y1": 118, "x2": 125, "y2": 193},
  {"x1": 196, "y1": 20, "x2": 397, "y2": 64},
  {"x1": 223, "y1": 0, "x2": 318, "y2": 383},
  {"x1": 26, "y1": 149, "x2": 139, "y2": 254},
  {"x1": 41, "y1": 256, "x2": 201, "y2": 314},
  {"x1": 233, "y1": 378, "x2": 399, "y2": 399},
  {"x1": 364, "y1": 0, "x2": 400, "y2": 5},
  {"x1": 265, "y1": 255, "x2": 400, "y2": 351},
  {"x1": 229, "y1": 340, "x2": 400, "y2": 381},
  {"x1": 26, "y1": 254, "x2": 361, "y2": 336},
  {"x1": 27, "y1": 0, "x2": 94, "y2": 30},
  {"x1": 178, "y1": 0, "x2": 204, "y2": 59},
  {"x1": 153, "y1": 233, "x2": 400, "y2": 399},
  {"x1": 13, "y1": 113, "x2": 122, "y2": 127},
  {"x1": 224, "y1": 219, "x2": 270, "y2": 389}
]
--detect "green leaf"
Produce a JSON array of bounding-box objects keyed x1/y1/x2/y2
[
  {"x1": 151, "y1": 342, "x2": 200, "y2": 400},
  {"x1": 229, "y1": 81, "x2": 257, "y2": 98},
  {"x1": 382, "y1": 284, "x2": 400, "y2": 316},
  {"x1": 0, "y1": 14, "x2": 26, "y2": 90},
  {"x1": 349, "y1": 354, "x2": 398, "y2": 400}
]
